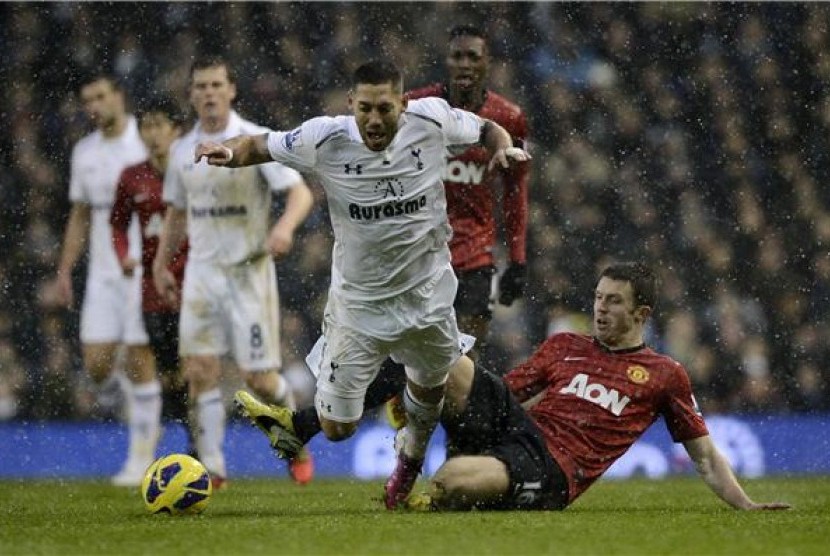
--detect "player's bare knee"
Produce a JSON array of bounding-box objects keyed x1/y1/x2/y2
[
  {"x1": 430, "y1": 459, "x2": 475, "y2": 510},
  {"x1": 125, "y1": 345, "x2": 156, "y2": 383},
  {"x1": 407, "y1": 380, "x2": 445, "y2": 405},
  {"x1": 243, "y1": 370, "x2": 277, "y2": 399},
  {"x1": 183, "y1": 356, "x2": 219, "y2": 392},
  {"x1": 319, "y1": 418, "x2": 357, "y2": 441}
]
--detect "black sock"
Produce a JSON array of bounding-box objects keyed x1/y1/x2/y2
[
  {"x1": 292, "y1": 406, "x2": 322, "y2": 445},
  {"x1": 363, "y1": 359, "x2": 407, "y2": 409}
]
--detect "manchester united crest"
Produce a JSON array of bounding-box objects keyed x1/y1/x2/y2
[{"x1": 627, "y1": 365, "x2": 650, "y2": 384}]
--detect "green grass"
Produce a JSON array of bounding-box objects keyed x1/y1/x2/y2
[{"x1": 0, "y1": 476, "x2": 825, "y2": 555}]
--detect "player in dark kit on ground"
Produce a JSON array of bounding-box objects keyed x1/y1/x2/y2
[
  {"x1": 110, "y1": 96, "x2": 192, "y2": 450},
  {"x1": 240, "y1": 262, "x2": 791, "y2": 512},
  {"x1": 404, "y1": 262, "x2": 790, "y2": 511}
]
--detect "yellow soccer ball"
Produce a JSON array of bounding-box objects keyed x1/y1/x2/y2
[{"x1": 141, "y1": 454, "x2": 212, "y2": 515}]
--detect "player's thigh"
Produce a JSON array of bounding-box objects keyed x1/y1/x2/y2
[
  {"x1": 314, "y1": 326, "x2": 388, "y2": 424},
  {"x1": 178, "y1": 262, "x2": 228, "y2": 358},
  {"x1": 82, "y1": 342, "x2": 120, "y2": 380},
  {"x1": 393, "y1": 267, "x2": 462, "y2": 388},
  {"x1": 124, "y1": 344, "x2": 157, "y2": 382},
  {"x1": 433, "y1": 455, "x2": 510, "y2": 502},
  {"x1": 227, "y1": 256, "x2": 281, "y2": 372},
  {"x1": 80, "y1": 274, "x2": 142, "y2": 344},
  {"x1": 182, "y1": 354, "x2": 222, "y2": 391},
  {"x1": 123, "y1": 270, "x2": 150, "y2": 345},
  {"x1": 393, "y1": 318, "x2": 461, "y2": 389}
]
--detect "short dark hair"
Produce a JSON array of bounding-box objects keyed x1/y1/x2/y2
[
  {"x1": 190, "y1": 55, "x2": 236, "y2": 84},
  {"x1": 600, "y1": 262, "x2": 658, "y2": 309},
  {"x1": 136, "y1": 95, "x2": 185, "y2": 126},
  {"x1": 76, "y1": 71, "x2": 122, "y2": 95},
  {"x1": 449, "y1": 24, "x2": 487, "y2": 42},
  {"x1": 352, "y1": 60, "x2": 402, "y2": 91}
]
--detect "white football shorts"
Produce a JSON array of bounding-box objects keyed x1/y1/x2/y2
[
  {"x1": 310, "y1": 264, "x2": 466, "y2": 422},
  {"x1": 80, "y1": 270, "x2": 148, "y2": 345},
  {"x1": 179, "y1": 255, "x2": 281, "y2": 372}
]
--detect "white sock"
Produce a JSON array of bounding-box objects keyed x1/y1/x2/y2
[
  {"x1": 400, "y1": 385, "x2": 444, "y2": 460},
  {"x1": 195, "y1": 388, "x2": 226, "y2": 478},
  {"x1": 126, "y1": 380, "x2": 162, "y2": 467}
]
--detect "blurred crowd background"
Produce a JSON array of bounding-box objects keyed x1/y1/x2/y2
[{"x1": 1, "y1": 2, "x2": 829, "y2": 421}]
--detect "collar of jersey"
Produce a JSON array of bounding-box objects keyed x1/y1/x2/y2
[{"x1": 592, "y1": 336, "x2": 646, "y2": 355}]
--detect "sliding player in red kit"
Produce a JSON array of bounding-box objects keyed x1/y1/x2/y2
[
  {"x1": 404, "y1": 262, "x2": 790, "y2": 512},
  {"x1": 110, "y1": 96, "x2": 191, "y2": 454}
]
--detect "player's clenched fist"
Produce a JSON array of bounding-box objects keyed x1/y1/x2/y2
[{"x1": 195, "y1": 141, "x2": 233, "y2": 166}]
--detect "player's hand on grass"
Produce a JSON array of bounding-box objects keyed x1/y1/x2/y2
[
  {"x1": 745, "y1": 501, "x2": 792, "y2": 511},
  {"x1": 195, "y1": 141, "x2": 234, "y2": 166}
]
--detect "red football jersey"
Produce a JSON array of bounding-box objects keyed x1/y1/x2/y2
[
  {"x1": 406, "y1": 84, "x2": 529, "y2": 271},
  {"x1": 110, "y1": 161, "x2": 187, "y2": 313},
  {"x1": 505, "y1": 333, "x2": 709, "y2": 505}
]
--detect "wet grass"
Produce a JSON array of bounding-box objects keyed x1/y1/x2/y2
[{"x1": 0, "y1": 476, "x2": 825, "y2": 555}]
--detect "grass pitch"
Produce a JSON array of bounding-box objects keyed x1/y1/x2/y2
[{"x1": 0, "y1": 476, "x2": 825, "y2": 555}]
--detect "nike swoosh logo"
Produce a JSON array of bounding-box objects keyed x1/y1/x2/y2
[{"x1": 564, "y1": 356, "x2": 586, "y2": 361}]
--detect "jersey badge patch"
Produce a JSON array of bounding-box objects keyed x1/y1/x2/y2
[{"x1": 626, "y1": 365, "x2": 650, "y2": 384}]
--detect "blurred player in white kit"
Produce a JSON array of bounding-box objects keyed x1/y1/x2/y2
[
  {"x1": 53, "y1": 72, "x2": 160, "y2": 486},
  {"x1": 154, "y1": 56, "x2": 314, "y2": 487}
]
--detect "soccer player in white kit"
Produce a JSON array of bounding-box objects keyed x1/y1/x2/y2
[
  {"x1": 153, "y1": 56, "x2": 314, "y2": 487},
  {"x1": 53, "y1": 73, "x2": 161, "y2": 486},
  {"x1": 197, "y1": 60, "x2": 530, "y2": 508}
]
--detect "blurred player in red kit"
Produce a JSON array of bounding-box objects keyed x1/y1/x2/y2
[
  {"x1": 380, "y1": 24, "x2": 530, "y2": 428},
  {"x1": 408, "y1": 24, "x2": 529, "y2": 357},
  {"x1": 110, "y1": 96, "x2": 192, "y2": 455}
]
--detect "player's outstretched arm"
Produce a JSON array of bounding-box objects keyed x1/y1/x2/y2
[
  {"x1": 195, "y1": 133, "x2": 272, "y2": 168},
  {"x1": 481, "y1": 120, "x2": 531, "y2": 171},
  {"x1": 683, "y1": 435, "x2": 791, "y2": 511}
]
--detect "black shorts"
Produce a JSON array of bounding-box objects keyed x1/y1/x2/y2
[
  {"x1": 143, "y1": 311, "x2": 180, "y2": 375},
  {"x1": 444, "y1": 368, "x2": 569, "y2": 511},
  {"x1": 453, "y1": 266, "x2": 496, "y2": 320}
]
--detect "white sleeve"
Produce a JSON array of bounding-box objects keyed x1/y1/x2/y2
[
  {"x1": 259, "y1": 162, "x2": 303, "y2": 193},
  {"x1": 68, "y1": 144, "x2": 87, "y2": 203},
  {"x1": 408, "y1": 97, "x2": 484, "y2": 147},
  {"x1": 266, "y1": 116, "x2": 340, "y2": 172},
  {"x1": 162, "y1": 142, "x2": 187, "y2": 209}
]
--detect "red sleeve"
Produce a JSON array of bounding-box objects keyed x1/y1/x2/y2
[
  {"x1": 504, "y1": 335, "x2": 560, "y2": 402},
  {"x1": 110, "y1": 171, "x2": 133, "y2": 263},
  {"x1": 662, "y1": 361, "x2": 710, "y2": 442},
  {"x1": 503, "y1": 110, "x2": 529, "y2": 265}
]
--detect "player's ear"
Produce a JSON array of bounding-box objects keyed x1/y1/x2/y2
[
  {"x1": 347, "y1": 90, "x2": 354, "y2": 111},
  {"x1": 400, "y1": 94, "x2": 408, "y2": 110},
  {"x1": 634, "y1": 305, "x2": 652, "y2": 323},
  {"x1": 228, "y1": 82, "x2": 237, "y2": 103}
]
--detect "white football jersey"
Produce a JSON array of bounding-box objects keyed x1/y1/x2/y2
[
  {"x1": 266, "y1": 97, "x2": 484, "y2": 302},
  {"x1": 69, "y1": 116, "x2": 147, "y2": 278},
  {"x1": 164, "y1": 111, "x2": 303, "y2": 266}
]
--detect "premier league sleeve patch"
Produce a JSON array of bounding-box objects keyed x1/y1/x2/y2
[{"x1": 282, "y1": 127, "x2": 303, "y2": 151}]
